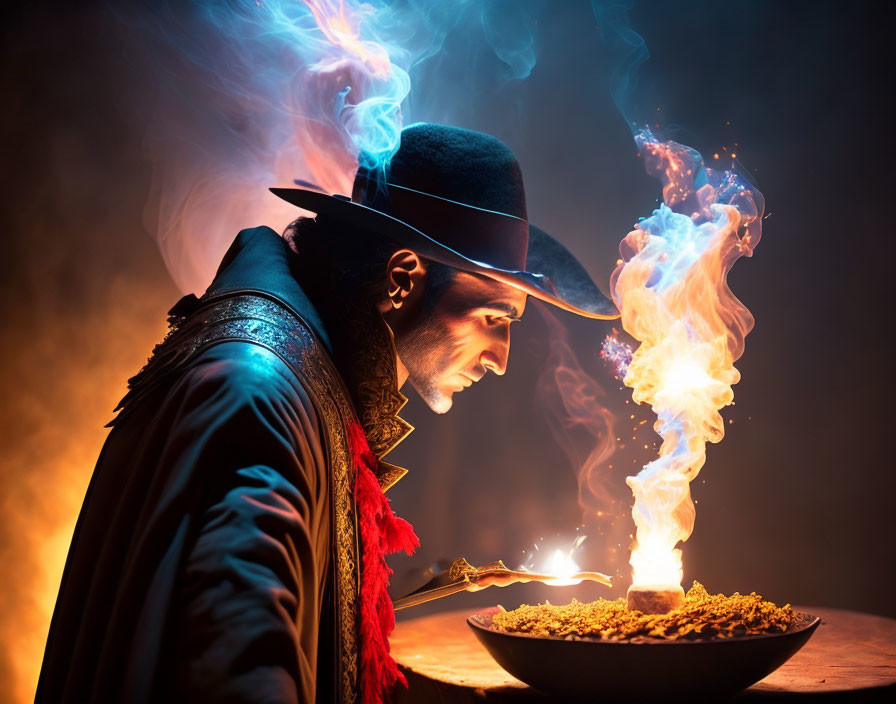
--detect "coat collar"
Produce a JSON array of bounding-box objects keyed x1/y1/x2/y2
[
  {"x1": 205, "y1": 226, "x2": 333, "y2": 351},
  {"x1": 205, "y1": 226, "x2": 412, "y2": 491}
]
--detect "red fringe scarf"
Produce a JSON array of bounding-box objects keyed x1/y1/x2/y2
[{"x1": 348, "y1": 422, "x2": 419, "y2": 704}]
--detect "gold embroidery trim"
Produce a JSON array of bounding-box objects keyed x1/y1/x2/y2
[{"x1": 375, "y1": 461, "x2": 408, "y2": 493}]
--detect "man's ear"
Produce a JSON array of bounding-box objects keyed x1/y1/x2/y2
[{"x1": 384, "y1": 249, "x2": 426, "y2": 311}]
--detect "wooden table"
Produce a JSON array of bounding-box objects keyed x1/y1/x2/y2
[{"x1": 391, "y1": 607, "x2": 896, "y2": 702}]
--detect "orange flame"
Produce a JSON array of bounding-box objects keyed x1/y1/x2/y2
[
  {"x1": 611, "y1": 131, "x2": 763, "y2": 589},
  {"x1": 541, "y1": 538, "x2": 587, "y2": 586},
  {"x1": 521, "y1": 534, "x2": 589, "y2": 586}
]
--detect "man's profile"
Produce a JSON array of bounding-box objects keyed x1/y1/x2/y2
[{"x1": 36, "y1": 124, "x2": 616, "y2": 704}]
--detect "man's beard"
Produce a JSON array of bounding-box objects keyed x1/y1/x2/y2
[{"x1": 394, "y1": 310, "x2": 460, "y2": 414}]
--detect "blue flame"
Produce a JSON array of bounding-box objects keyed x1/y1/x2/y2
[{"x1": 627, "y1": 128, "x2": 764, "y2": 293}]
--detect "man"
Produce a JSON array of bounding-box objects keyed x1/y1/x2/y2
[{"x1": 36, "y1": 124, "x2": 617, "y2": 704}]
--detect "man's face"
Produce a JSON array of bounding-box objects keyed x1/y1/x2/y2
[{"x1": 393, "y1": 270, "x2": 528, "y2": 414}]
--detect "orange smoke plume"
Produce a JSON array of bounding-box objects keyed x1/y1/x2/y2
[{"x1": 536, "y1": 305, "x2": 618, "y2": 519}]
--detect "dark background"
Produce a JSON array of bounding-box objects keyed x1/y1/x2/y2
[{"x1": 2, "y1": 2, "x2": 893, "y2": 702}]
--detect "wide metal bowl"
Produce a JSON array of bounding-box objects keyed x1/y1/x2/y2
[{"x1": 468, "y1": 607, "x2": 820, "y2": 700}]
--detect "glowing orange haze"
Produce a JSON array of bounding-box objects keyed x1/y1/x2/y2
[{"x1": 0, "y1": 279, "x2": 174, "y2": 704}]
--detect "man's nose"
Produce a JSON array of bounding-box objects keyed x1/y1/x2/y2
[{"x1": 479, "y1": 329, "x2": 511, "y2": 376}]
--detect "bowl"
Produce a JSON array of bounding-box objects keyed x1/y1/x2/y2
[{"x1": 467, "y1": 607, "x2": 820, "y2": 701}]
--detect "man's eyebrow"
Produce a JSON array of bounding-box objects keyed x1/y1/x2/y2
[{"x1": 486, "y1": 302, "x2": 521, "y2": 320}]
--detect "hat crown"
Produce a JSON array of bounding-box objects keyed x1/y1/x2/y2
[
  {"x1": 355, "y1": 123, "x2": 527, "y2": 221},
  {"x1": 270, "y1": 121, "x2": 617, "y2": 318}
]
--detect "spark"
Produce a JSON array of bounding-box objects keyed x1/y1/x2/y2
[{"x1": 600, "y1": 329, "x2": 634, "y2": 379}]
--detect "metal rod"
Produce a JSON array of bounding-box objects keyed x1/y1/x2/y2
[{"x1": 393, "y1": 565, "x2": 612, "y2": 611}]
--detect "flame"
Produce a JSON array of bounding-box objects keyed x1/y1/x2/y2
[
  {"x1": 542, "y1": 548, "x2": 583, "y2": 586},
  {"x1": 521, "y1": 534, "x2": 588, "y2": 586},
  {"x1": 611, "y1": 129, "x2": 763, "y2": 589}
]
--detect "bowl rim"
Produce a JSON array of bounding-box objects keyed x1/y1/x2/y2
[{"x1": 467, "y1": 607, "x2": 821, "y2": 647}]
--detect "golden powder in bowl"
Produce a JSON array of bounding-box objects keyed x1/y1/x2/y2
[{"x1": 491, "y1": 582, "x2": 795, "y2": 641}]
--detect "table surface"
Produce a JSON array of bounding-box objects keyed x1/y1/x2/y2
[{"x1": 391, "y1": 606, "x2": 896, "y2": 702}]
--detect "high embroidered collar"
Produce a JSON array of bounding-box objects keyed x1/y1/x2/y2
[
  {"x1": 300, "y1": 284, "x2": 414, "y2": 492},
  {"x1": 283, "y1": 242, "x2": 414, "y2": 480},
  {"x1": 323, "y1": 294, "x2": 415, "y2": 461}
]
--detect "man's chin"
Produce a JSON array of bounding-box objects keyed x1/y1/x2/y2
[
  {"x1": 411, "y1": 380, "x2": 454, "y2": 414},
  {"x1": 427, "y1": 394, "x2": 453, "y2": 414}
]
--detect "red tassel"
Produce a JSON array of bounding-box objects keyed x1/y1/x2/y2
[{"x1": 348, "y1": 422, "x2": 419, "y2": 704}]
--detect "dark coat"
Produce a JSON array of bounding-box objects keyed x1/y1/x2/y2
[{"x1": 36, "y1": 227, "x2": 410, "y2": 704}]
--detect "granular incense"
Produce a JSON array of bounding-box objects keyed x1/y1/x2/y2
[{"x1": 491, "y1": 582, "x2": 794, "y2": 641}]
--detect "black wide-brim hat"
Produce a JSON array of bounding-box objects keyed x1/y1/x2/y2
[{"x1": 271, "y1": 124, "x2": 618, "y2": 320}]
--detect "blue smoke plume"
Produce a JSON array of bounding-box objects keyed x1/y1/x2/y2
[
  {"x1": 590, "y1": 0, "x2": 650, "y2": 131},
  {"x1": 119, "y1": 0, "x2": 542, "y2": 293}
]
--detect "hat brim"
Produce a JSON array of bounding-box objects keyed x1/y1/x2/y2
[{"x1": 270, "y1": 187, "x2": 619, "y2": 320}]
